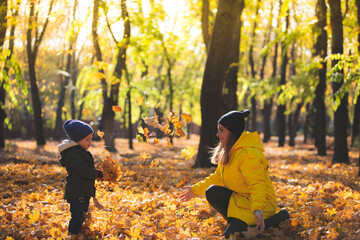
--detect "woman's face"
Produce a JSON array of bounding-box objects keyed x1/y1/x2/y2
[{"x1": 216, "y1": 123, "x2": 230, "y2": 147}]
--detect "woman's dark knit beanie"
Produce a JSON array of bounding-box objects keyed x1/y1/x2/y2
[
  {"x1": 63, "y1": 120, "x2": 94, "y2": 142},
  {"x1": 217, "y1": 109, "x2": 250, "y2": 137}
]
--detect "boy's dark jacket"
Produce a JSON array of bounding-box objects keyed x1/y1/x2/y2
[{"x1": 58, "y1": 140, "x2": 98, "y2": 199}]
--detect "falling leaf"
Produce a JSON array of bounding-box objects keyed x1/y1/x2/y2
[
  {"x1": 97, "y1": 129, "x2": 105, "y2": 139},
  {"x1": 176, "y1": 128, "x2": 186, "y2": 137},
  {"x1": 140, "y1": 152, "x2": 151, "y2": 161},
  {"x1": 112, "y1": 105, "x2": 122, "y2": 112},
  {"x1": 180, "y1": 146, "x2": 196, "y2": 160},
  {"x1": 136, "y1": 96, "x2": 144, "y2": 106},
  {"x1": 166, "y1": 137, "x2": 172, "y2": 148},
  {"x1": 181, "y1": 113, "x2": 192, "y2": 124},
  {"x1": 152, "y1": 138, "x2": 160, "y2": 144}
]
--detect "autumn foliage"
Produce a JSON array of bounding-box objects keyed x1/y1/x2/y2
[{"x1": 0, "y1": 135, "x2": 359, "y2": 239}]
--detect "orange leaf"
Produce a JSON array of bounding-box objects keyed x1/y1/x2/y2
[
  {"x1": 136, "y1": 96, "x2": 144, "y2": 106},
  {"x1": 166, "y1": 137, "x2": 173, "y2": 148},
  {"x1": 152, "y1": 138, "x2": 160, "y2": 144},
  {"x1": 180, "y1": 146, "x2": 196, "y2": 160},
  {"x1": 112, "y1": 105, "x2": 122, "y2": 112},
  {"x1": 140, "y1": 152, "x2": 151, "y2": 161},
  {"x1": 97, "y1": 129, "x2": 105, "y2": 139},
  {"x1": 181, "y1": 113, "x2": 192, "y2": 124}
]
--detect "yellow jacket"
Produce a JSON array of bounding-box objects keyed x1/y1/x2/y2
[{"x1": 192, "y1": 131, "x2": 277, "y2": 225}]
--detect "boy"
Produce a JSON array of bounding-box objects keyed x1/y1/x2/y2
[{"x1": 58, "y1": 120, "x2": 104, "y2": 235}]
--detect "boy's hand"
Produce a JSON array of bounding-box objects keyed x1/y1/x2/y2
[{"x1": 102, "y1": 171, "x2": 109, "y2": 181}]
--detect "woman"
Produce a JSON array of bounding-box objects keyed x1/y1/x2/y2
[{"x1": 179, "y1": 110, "x2": 289, "y2": 238}]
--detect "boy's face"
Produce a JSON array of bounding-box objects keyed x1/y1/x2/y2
[{"x1": 78, "y1": 133, "x2": 93, "y2": 150}]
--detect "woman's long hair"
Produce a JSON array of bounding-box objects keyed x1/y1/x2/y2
[{"x1": 210, "y1": 131, "x2": 239, "y2": 165}]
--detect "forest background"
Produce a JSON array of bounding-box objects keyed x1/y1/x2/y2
[{"x1": 0, "y1": 0, "x2": 360, "y2": 239}]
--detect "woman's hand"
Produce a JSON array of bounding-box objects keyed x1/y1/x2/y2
[
  {"x1": 179, "y1": 186, "x2": 195, "y2": 202},
  {"x1": 254, "y1": 210, "x2": 265, "y2": 233}
]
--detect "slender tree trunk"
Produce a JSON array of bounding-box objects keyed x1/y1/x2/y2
[
  {"x1": 54, "y1": 34, "x2": 73, "y2": 140},
  {"x1": 314, "y1": 0, "x2": 327, "y2": 155},
  {"x1": 329, "y1": 0, "x2": 349, "y2": 164},
  {"x1": 263, "y1": 0, "x2": 280, "y2": 143},
  {"x1": 289, "y1": 103, "x2": 303, "y2": 146},
  {"x1": 195, "y1": 0, "x2": 239, "y2": 167},
  {"x1": 222, "y1": 0, "x2": 244, "y2": 112},
  {"x1": 276, "y1": 7, "x2": 290, "y2": 147},
  {"x1": 26, "y1": 0, "x2": 54, "y2": 146},
  {"x1": 0, "y1": 0, "x2": 7, "y2": 148},
  {"x1": 249, "y1": 0, "x2": 260, "y2": 132}
]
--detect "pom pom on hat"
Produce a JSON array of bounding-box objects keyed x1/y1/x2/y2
[
  {"x1": 217, "y1": 109, "x2": 250, "y2": 137},
  {"x1": 63, "y1": 120, "x2": 94, "y2": 142}
]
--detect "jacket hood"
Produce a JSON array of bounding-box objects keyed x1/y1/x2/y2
[
  {"x1": 58, "y1": 139, "x2": 78, "y2": 153},
  {"x1": 58, "y1": 140, "x2": 79, "y2": 167},
  {"x1": 231, "y1": 131, "x2": 264, "y2": 152}
]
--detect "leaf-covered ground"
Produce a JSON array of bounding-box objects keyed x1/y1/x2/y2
[{"x1": 0, "y1": 136, "x2": 359, "y2": 239}]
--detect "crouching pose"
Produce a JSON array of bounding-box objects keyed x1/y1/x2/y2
[{"x1": 179, "y1": 110, "x2": 289, "y2": 238}]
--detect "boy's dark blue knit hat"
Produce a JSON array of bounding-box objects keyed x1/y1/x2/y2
[
  {"x1": 63, "y1": 120, "x2": 94, "y2": 142},
  {"x1": 217, "y1": 109, "x2": 250, "y2": 137}
]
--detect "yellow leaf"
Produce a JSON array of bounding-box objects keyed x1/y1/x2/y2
[
  {"x1": 94, "y1": 72, "x2": 106, "y2": 79},
  {"x1": 140, "y1": 152, "x2": 151, "y2": 161},
  {"x1": 181, "y1": 113, "x2": 192, "y2": 123},
  {"x1": 152, "y1": 138, "x2": 160, "y2": 144},
  {"x1": 97, "y1": 129, "x2": 105, "y2": 139},
  {"x1": 29, "y1": 210, "x2": 40, "y2": 223},
  {"x1": 176, "y1": 128, "x2": 186, "y2": 137},
  {"x1": 135, "y1": 96, "x2": 144, "y2": 106},
  {"x1": 166, "y1": 137, "x2": 172, "y2": 148},
  {"x1": 112, "y1": 105, "x2": 122, "y2": 112},
  {"x1": 137, "y1": 126, "x2": 144, "y2": 134},
  {"x1": 94, "y1": 60, "x2": 107, "y2": 70},
  {"x1": 180, "y1": 146, "x2": 196, "y2": 160},
  {"x1": 326, "y1": 208, "x2": 337, "y2": 216}
]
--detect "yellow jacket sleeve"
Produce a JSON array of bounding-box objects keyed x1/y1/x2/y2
[
  {"x1": 240, "y1": 149, "x2": 267, "y2": 213},
  {"x1": 191, "y1": 165, "x2": 223, "y2": 196}
]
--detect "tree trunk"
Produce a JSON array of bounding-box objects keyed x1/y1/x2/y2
[
  {"x1": 249, "y1": 0, "x2": 260, "y2": 132},
  {"x1": 26, "y1": 0, "x2": 54, "y2": 146},
  {"x1": 222, "y1": 0, "x2": 244, "y2": 112},
  {"x1": 263, "y1": 0, "x2": 280, "y2": 143},
  {"x1": 195, "y1": 0, "x2": 239, "y2": 168},
  {"x1": 54, "y1": 43, "x2": 73, "y2": 140},
  {"x1": 352, "y1": 0, "x2": 360, "y2": 149},
  {"x1": 276, "y1": 7, "x2": 290, "y2": 147},
  {"x1": 314, "y1": 0, "x2": 327, "y2": 155},
  {"x1": 329, "y1": 0, "x2": 349, "y2": 164},
  {"x1": 289, "y1": 102, "x2": 303, "y2": 146},
  {"x1": 0, "y1": 0, "x2": 7, "y2": 149},
  {"x1": 201, "y1": 0, "x2": 210, "y2": 53}
]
